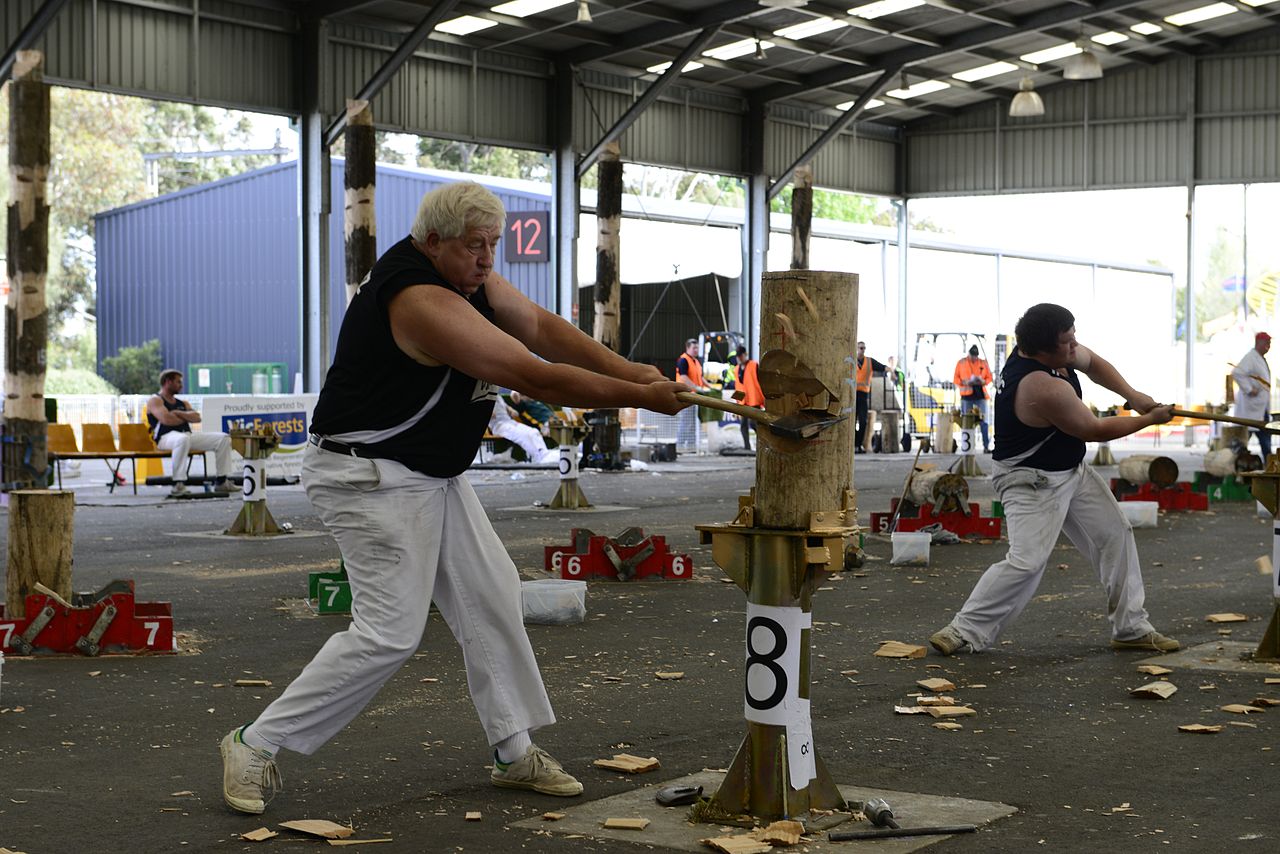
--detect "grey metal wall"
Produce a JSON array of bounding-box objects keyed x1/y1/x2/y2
[
  {"x1": 95, "y1": 162, "x2": 554, "y2": 378},
  {"x1": 767, "y1": 104, "x2": 899, "y2": 197},
  {"x1": 906, "y1": 33, "x2": 1280, "y2": 197}
]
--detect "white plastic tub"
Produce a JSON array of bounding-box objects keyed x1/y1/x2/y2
[
  {"x1": 521, "y1": 579, "x2": 587, "y2": 625},
  {"x1": 890, "y1": 532, "x2": 931, "y2": 566},
  {"x1": 1119, "y1": 500, "x2": 1159, "y2": 529}
]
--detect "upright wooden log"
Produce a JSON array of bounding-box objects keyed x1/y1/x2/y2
[
  {"x1": 5, "y1": 489, "x2": 73, "y2": 619},
  {"x1": 4, "y1": 51, "x2": 51, "y2": 489},
  {"x1": 757, "y1": 269, "x2": 857, "y2": 529},
  {"x1": 1118, "y1": 454, "x2": 1178, "y2": 487},
  {"x1": 343, "y1": 99, "x2": 376, "y2": 305},
  {"x1": 593, "y1": 141, "x2": 622, "y2": 352},
  {"x1": 789, "y1": 165, "x2": 812, "y2": 271}
]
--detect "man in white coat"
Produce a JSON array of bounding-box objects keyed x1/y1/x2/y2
[{"x1": 1232, "y1": 332, "x2": 1272, "y2": 459}]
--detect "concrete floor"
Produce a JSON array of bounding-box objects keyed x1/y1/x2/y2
[{"x1": 0, "y1": 440, "x2": 1276, "y2": 853}]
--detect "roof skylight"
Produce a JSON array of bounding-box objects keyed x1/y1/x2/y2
[
  {"x1": 490, "y1": 0, "x2": 573, "y2": 17},
  {"x1": 1164, "y1": 3, "x2": 1237, "y2": 26},
  {"x1": 646, "y1": 60, "x2": 705, "y2": 74},
  {"x1": 836, "y1": 99, "x2": 885, "y2": 110},
  {"x1": 847, "y1": 1, "x2": 925, "y2": 20},
  {"x1": 951, "y1": 61, "x2": 1018, "y2": 82},
  {"x1": 884, "y1": 79, "x2": 950, "y2": 99},
  {"x1": 1091, "y1": 31, "x2": 1130, "y2": 46},
  {"x1": 704, "y1": 38, "x2": 774, "y2": 61},
  {"x1": 1020, "y1": 43, "x2": 1083, "y2": 64},
  {"x1": 436, "y1": 15, "x2": 499, "y2": 35},
  {"x1": 1130, "y1": 22, "x2": 1163, "y2": 35},
  {"x1": 773, "y1": 17, "x2": 849, "y2": 40}
]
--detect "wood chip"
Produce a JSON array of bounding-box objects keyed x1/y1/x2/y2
[
  {"x1": 700, "y1": 835, "x2": 772, "y2": 854},
  {"x1": 1268, "y1": 678, "x2": 1280, "y2": 685},
  {"x1": 327, "y1": 840, "x2": 395, "y2": 847},
  {"x1": 465, "y1": 812, "x2": 482, "y2": 821},
  {"x1": 241, "y1": 827, "x2": 278, "y2": 842},
  {"x1": 753, "y1": 820, "x2": 804, "y2": 845},
  {"x1": 918, "y1": 695, "x2": 956, "y2": 706},
  {"x1": 655, "y1": 671, "x2": 684, "y2": 680},
  {"x1": 234, "y1": 679, "x2": 273, "y2": 687},
  {"x1": 1221, "y1": 703, "x2": 1265, "y2": 714},
  {"x1": 1137, "y1": 664, "x2": 1173, "y2": 676},
  {"x1": 874, "y1": 640, "x2": 926, "y2": 659},
  {"x1": 279, "y1": 820, "x2": 355, "y2": 839},
  {"x1": 926, "y1": 705, "x2": 977, "y2": 718},
  {"x1": 542, "y1": 812, "x2": 567, "y2": 821},
  {"x1": 593, "y1": 753, "x2": 660, "y2": 773},
  {"x1": 1257, "y1": 556, "x2": 1273, "y2": 575},
  {"x1": 88, "y1": 671, "x2": 102, "y2": 677},
  {"x1": 1205, "y1": 613, "x2": 1248, "y2": 623},
  {"x1": 1178, "y1": 724, "x2": 1222, "y2": 734},
  {"x1": 1130, "y1": 681, "x2": 1178, "y2": 699},
  {"x1": 603, "y1": 817, "x2": 650, "y2": 830},
  {"x1": 1251, "y1": 696, "x2": 1280, "y2": 707},
  {"x1": 893, "y1": 705, "x2": 928, "y2": 715},
  {"x1": 169, "y1": 790, "x2": 195, "y2": 797},
  {"x1": 933, "y1": 721, "x2": 964, "y2": 731},
  {"x1": 419, "y1": 677, "x2": 438, "y2": 683},
  {"x1": 917, "y1": 677, "x2": 956, "y2": 692},
  {"x1": 1228, "y1": 721, "x2": 1259, "y2": 729}
]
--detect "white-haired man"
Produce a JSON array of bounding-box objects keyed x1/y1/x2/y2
[{"x1": 219, "y1": 181, "x2": 689, "y2": 814}]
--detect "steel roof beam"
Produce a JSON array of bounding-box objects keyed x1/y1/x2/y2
[
  {"x1": 576, "y1": 24, "x2": 723, "y2": 179},
  {"x1": 324, "y1": 0, "x2": 461, "y2": 146},
  {"x1": 0, "y1": 0, "x2": 71, "y2": 83},
  {"x1": 307, "y1": 0, "x2": 383, "y2": 18},
  {"x1": 565, "y1": 0, "x2": 765, "y2": 65}
]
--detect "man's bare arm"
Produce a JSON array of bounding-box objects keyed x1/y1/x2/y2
[
  {"x1": 1071, "y1": 345, "x2": 1158, "y2": 413},
  {"x1": 146, "y1": 395, "x2": 199, "y2": 426},
  {"x1": 1021, "y1": 373, "x2": 1171, "y2": 442},
  {"x1": 388, "y1": 285, "x2": 686, "y2": 414}
]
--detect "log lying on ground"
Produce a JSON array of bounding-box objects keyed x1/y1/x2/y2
[{"x1": 1118, "y1": 455, "x2": 1178, "y2": 487}]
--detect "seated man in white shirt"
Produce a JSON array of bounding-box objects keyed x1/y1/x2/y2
[{"x1": 489, "y1": 397, "x2": 558, "y2": 463}]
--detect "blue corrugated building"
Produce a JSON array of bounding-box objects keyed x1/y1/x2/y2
[{"x1": 95, "y1": 161, "x2": 554, "y2": 384}]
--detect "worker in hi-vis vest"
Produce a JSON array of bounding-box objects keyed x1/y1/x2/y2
[
  {"x1": 954, "y1": 345, "x2": 995, "y2": 453},
  {"x1": 675, "y1": 338, "x2": 707, "y2": 449},
  {"x1": 855, "y1": 341, "x2": 886, "y2": 453},
  {"x1": 734, "y1": 345, "x2": 764, "y2": 451}
]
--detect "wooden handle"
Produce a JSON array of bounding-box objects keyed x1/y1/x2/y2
[
  {"x1": 1169, "y1": 408, "x2": 1267, "y2": 430},
  {"x1": 675, "y1": 391, "x2": 775, "y2": 425}
]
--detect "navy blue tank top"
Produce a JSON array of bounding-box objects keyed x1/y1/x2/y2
[
  {"x1": 148, "y1": 397, "x2": 192, "y2": 442},
  {"x1": 310, "y1": 235, "x2": 498, "y2": 478},
  {"x1": 992, "y1": 351, "x2": 1086, "y2": 471}
]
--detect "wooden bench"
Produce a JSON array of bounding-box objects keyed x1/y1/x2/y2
[{"x1": 47, "y1": 423, "x2": 206, "y2": 494}]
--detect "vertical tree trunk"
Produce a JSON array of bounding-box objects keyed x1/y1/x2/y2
[
  {"x1": 789, "y1": 165, "x2": 813, "y2": 271},
  {"x1": 5, "y1": 51, "x2": 51, "y2": 490},
  {"x1": 6, "y1": 489, "x2": 74, "y2": 619},
  {"x1": 593, "y1": 141, "x2": 622, "y2": 352},
  {"x1": 343, "y1": 99, "x2": 377, "y2": 305}
]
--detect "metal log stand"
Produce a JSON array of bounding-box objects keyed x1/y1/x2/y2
[
  {"x1": 225, "y1": 428, "x2": 284, "y2": 535},
  {"x1": 1244, "y1": 455, "x2": 1280, "y2": 662},
  {"x1": 696, "y1": 270, "x2": 857, "y2": 824},
  {"x1": 547, "y1": 420, "x2": 591, "y2": 509}
]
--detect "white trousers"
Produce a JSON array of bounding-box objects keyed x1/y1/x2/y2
[
  {"x1": 951, "y1": 461, "x2": 1155, "y2": 651},
  {"x1": 156, "y1": 429, "x2": 233, "y2": 480},
  {"x1": 248, "y1": 445, "x2": 555, "y2": 755},
  {"x1": 491, "y1": 419, "x2": 556, "y2": 463}
]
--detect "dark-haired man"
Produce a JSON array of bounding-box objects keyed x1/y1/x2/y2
[
  {"x1": 930, "y1": 303, "x2": 1179, "y2": 656},
  {"x1": 954, "y1": 344, "x2": 994, "y2": 453},
  {"x1": 146, "y1": 369, "x2": 234, "y2": 496}
]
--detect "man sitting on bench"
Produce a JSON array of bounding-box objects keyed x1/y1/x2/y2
[{"x1": 147, "y1": 369, "x2": 235, "y2": 496}]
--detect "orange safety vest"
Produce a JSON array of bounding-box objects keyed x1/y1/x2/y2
[
  {"x1": 676, "y1": 352, "x2": 704, "y2": 388},
  {"x1": 856, "y1": 356, "x2": 872, "y2": 394},
  {"x1": 954, "y1": 356, "x2": 994, "y2": 399},
  {"x1": 737, "y1": 359, "x2": 764, "y2": 407}
]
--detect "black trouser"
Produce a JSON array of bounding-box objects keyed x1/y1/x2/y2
[
  {"x1": 855, "y1": 391, "x2": 870, "y2": 448},
  {"x1": 740, "y1": 415, "x2": 752, "y2": 449}
]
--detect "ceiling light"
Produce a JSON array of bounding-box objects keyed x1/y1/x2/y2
[
  {"x1": 1020, "y1": 43, "x2": 1082, "y2": 65},
  {"x1": 1009, "y1": 77, "x2": 1044, "y2": 118},
  {"x1": 1091, "y1": 31, "x2": 1129, "y2": 46},
  {"x1": 1164, "y1": 3, "x2": 1236, "y2": 26},
  {"x1": 836, "y1": 98, "x2": 884, "y2": 110},
  {"x1": 1130, "y1": 22, "x2": 1163, "y2": 35},
  {"x1": 492, "y1": 0, "x2": 572, "y2": 17},
  {"x1": 885, "y1": 79, "x2": 949, "y2": 99},
  {"x1": 773, "y1": 17, "x2": 848, "y2": 40},
  {"x1": 848, "y1": 0, "x2": 925, "y2": 20},
  {"x1": 577, "y1": 0, "x2": 592, "y2": 23},
  {"x1": 704, "y1": 38, "x2": 773, "y2": 61},
  {"x1": 646, "y1": 60, "x2": 704, "y2": 74},
  {"x1": 1063, "y1": 47, "x2": 1103, "y2": 80},
  {"x1": 436, "y1": 15, "x2": 499, "y2": 35},
  {"x1": 754, "y1": 38, "x2": 767, "y2": 60},
  {"x1": 952, "y1": 61, "x2": 1018, "y2": 83},
  {"x1": 758, "y1": 0, "x2": 809, "y2": 7},
  {"x1": 1242, "y1": 0, "x2": 1280, "y2": 6}
]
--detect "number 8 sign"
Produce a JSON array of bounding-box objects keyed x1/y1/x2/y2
[{"x1": 743, "y1": 603, "x2": 809, "y2": 726}]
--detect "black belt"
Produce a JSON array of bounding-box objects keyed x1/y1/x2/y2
[{"x1": 309, "y1": 434, "x2": 376, "y2": 458}]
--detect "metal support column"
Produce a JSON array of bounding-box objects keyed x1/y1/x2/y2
[
  {"x1": 552, "y1": 61, "x2": 578, "y2": 323},
  {"x1": 743, "y1": 98, "x2": 768, "y2": 355},
  {"x1": 1183, "y1": 55, "x2": 1197, "y2": 415},
  {"x1": 299, "y1": 17, "x2": 330, "y2": 392},
  {"x1": 893, "y1": 199, "x2": 909, "y2": 375}
]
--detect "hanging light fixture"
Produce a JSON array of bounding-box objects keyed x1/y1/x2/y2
[
  {"x1": 576, "y1": 0, "x2": 592, "y2": 23},
  {"x1": 754, "y1": 36, "x2": 767, "y2": 60},
  {"x1": 1063, "y1": 45, "x2": 1103, "y2": 79},
  {"x1": 1008, "y1": 77, "x2": 1044, "y2": 117}
]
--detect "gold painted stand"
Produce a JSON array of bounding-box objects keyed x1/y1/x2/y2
[
  {"x1": 953, "y1": 410, "x2": 984, "y2": 476},
  {"x1": 547, "y1": 420, "x2": 591, "y2": 510},
  {"x1": 225, "y1": 428, "x2": 284, "y2": 535},
  {"x1": 1243, "y1": 455, "x2": 1280, "y2": 661}
]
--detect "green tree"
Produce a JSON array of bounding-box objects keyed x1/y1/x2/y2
[
  {"x1": 416, "y1": 137, "x2": 550, "y2": 181},
  {"x1": 141, "y1": 101, "x2": 280, "y2": 194},
  {"x1": 100, "y1": 339, "x2": 163, "y2": 394}
]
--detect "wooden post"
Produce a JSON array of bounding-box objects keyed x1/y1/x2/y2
[
  {"x1": 593, "y1": 141, "x2": 622, "y2": 352},
  {"x1": 343, "y1": 99, "x2": 377, "y2": 306},
  {"x1": 5, "y1": 489, "x2": 73, "y2": 619},
  {"x1": 789, "y1": 166, "x2": 812, "y2": 271},
  {"x1": 4, "y1": 51, "x2": 52, "y2": 489}
]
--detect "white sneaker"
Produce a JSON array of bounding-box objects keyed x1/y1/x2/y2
[
  {"x1": 220, "y1": 729, "x2": 282, "y2": 814},
  {"x1": 491, "y1": 745, "x2": 583, "y2": 796},
  {"x1": 169, "y1": 482, "x2": 189, "y2": 497},
  {"x1": 929, "y1": 624, "x2": 972, "y2": 656}
]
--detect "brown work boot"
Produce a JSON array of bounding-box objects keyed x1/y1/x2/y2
[
  {"x1": 929, "y1": 624, "x2": 971, "y2": 656},
  {"x1": 1110, "y1": 631, "x2": 1180, "y2": 652}
]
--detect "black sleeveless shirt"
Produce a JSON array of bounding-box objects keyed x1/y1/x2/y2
[
  {"x1": 992, "y1": 351, "x2": 1086, "y2": 471},
  {"x1": 147, "y1": 397, "x2": 192, "y2": 442},
  {"x1": 310, "y1": 235, "x2": 498, "y2": 478}
]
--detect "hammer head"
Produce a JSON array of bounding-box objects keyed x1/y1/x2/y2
[{"x1": 862, "y1": 797, "x2": 896, "y2": 828}]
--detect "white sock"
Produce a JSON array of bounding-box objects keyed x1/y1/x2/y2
[
  {"x1": 239, "y1": 724, "x2": 278, "y2": 757},
  {"x1": 494, "y1": 730, "x2": 532, "y2": 764}
]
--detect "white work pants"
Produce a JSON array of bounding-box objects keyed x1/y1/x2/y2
[
  {"x1": 491, "y1": 420, "x2": 556, "y2": 463},
  {"x1": 249, "y1": 446, "x2": 555, "y2": 755},
  {"x1": 951, "y1": 461, "x2": 1155, "y2": 651},
  {"x1": 156, "y1": 430, "x2": 232, "y2": 480}
]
